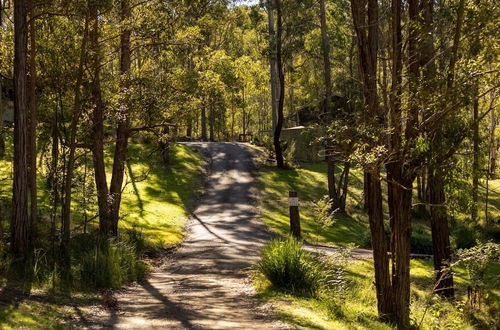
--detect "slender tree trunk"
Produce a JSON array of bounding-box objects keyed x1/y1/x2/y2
[
  {"x1": 0, "y1": 4, "x2": 4, "y2": 158},
  {"x1": 426, "y1": 0, "x2": 464, "y2": 299},
  {"x1": 386, "y1": 0, "x2": 413, "y2": 325},
  {"x1": 12, "y1": 0, "x2": 30, "y2": 257},
  {"x1": 109, "y1": 0, "x2": 132, "y2": 236},
  {"x1": 470, "y1": 20, "x2": 481, "y2": 223},
  {"x1": 201, "y1": 103, "x2": 207, "y2": 141},
  {"x1": 351, "y1": 0, "x2": 395, "y2": 322},
  {"x1": 50, "y1": 104, "x2": 59, "y2": 262},
  {"x1": 0, "y1": 74, "x2": 4, "y2": 158},
  {"x1": 319, "y1": 0, "x2": 340, "y2": 209},
  {"x1": 90, "y1": 5, "x2": 111, "y2": 235},
  {"x1": 242, "y1": 86, "x2": 246, "y2": 136},
  {"x1": 267, "y1": 0, "x2": 278, "y2": 133},
  {"x1": 273, "y1": 0, "x2": 284, "y2": 169},
  {"x1": 61, "y1": 14, "x2": 89, "y2": 244},
  {"x1": 209, "y1": 101, "x2": 215, "y2": 141},
  {"x1": 471, "y1": 84, "x2": 479, "y2": 222},
  {"x1": 429, "y1": 170, "x2": 454, "y2": 297},
  {"x1": 489, "y1": 103, "x2": 498, "y2": 178},
  {"x1": 27, "y1": 5, "x2": 37, "y2": 244}
]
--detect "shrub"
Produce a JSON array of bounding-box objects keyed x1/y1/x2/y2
[
  {"x1": 313, "y1": 196, "x2": 336, "y2": 227},
  {"x1": 72, "y1": 234, "x2": 147, "y2": 290},
  {"x1": 452, "y1": 223, "x2": 476, "y2": 250},
  {"x1": 257, "y1": 236, "x2": 329, "y2": 297}
]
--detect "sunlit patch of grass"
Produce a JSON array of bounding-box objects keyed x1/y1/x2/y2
[
  {"x1": 256, "y1": 257, "x2": 496, "y2": 329},
  {"x1": 117, "y1": 143, "x2": 202, "y2": 249},
  {"x1": 0, "y1": 300, "x2": 75, "y2": 329},
  {"x1": 258, "y1": 163, "x2": 368, "y2": 247}
]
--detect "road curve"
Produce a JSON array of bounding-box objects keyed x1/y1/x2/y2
[{"x1": 91, "y1": 142, "x2": 284, "y2": 329}]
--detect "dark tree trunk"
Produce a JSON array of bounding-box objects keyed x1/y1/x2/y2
[
  {"x1": 12, "y1": 0, "x2": 30, "y2": 257},
  {"x1": 320, "y1": 0, "x2": 348, "y2": 210},
  {"x1": 50, "y1": 102, "x2": 59, "y2": 260},
  {"x1": 273, "y1": 0, "x2": 284, "y2": 169},
  {"x1": 209, "y1": 101, "x2": 215, "y2": 141},
  {"x1": 27, "y1": 5, "x2": 37, "y2": 244},
  {"x1": 0, "y1": 67, "x2": 4, "y2": 158},
  {"x1": 429, "y1": 170, "x2": 455, "y2": 297},
  {"x1": 201, "y1": 104, "x2": 207, "y2": 141},
  {"x1": 90, "y1": 5, "x2": 111, "y2": 235},
  {"x1": 109, "y1": 0, "x2": 132, "y2": 236},
  {"x1": 267, "y1": 0, "x2": 278, "y2": 132}
]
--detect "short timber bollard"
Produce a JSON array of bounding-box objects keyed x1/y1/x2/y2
[{"x1": 289, "y1": 191, "x2": 301, "y2": 238}]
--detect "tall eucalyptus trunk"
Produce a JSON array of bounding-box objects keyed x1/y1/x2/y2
[{"x1": 12, "y1": 0, "x2": 30, "y2": 257}]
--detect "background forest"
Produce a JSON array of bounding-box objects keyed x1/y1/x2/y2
[{"x1": 0, "y1": 0, "x2": 499, "y2": 328}]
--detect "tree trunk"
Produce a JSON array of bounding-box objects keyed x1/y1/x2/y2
[
  {"x1": 319, "y1": 0, "x2": 342, "y2": 209},
  {"x1": 11, "y1": 0, "x2": 30, "y2": 257},
  {"x1": 90, "y1": 5, "x2": 111, "y2": 235},
  {"x1": 489, "y1": 104, "x2": 498, "y2": 178},
  {"x1": 109, "y1": 0, "x2": 132, "y2": 236},
  {"x1": 27, "y1": 5, "x2": 37, "y2": 244},
  {"x1": 242, "y1": 86, "x2": 246, "y2": 136},
  {"x1": 201, "y1": 103, "x2": 207, "y2": 141},
  {"x1": 61, "y1": 14, "x2": 89, "y2": 244},
  {"x1": 429, "y1": 169, "x2": 455, "y2": 297},
  {"x1": 351, "y1": 0, "x2": 395, "y2": 322},
  {"x1": 471, "y1": 83, "x2": 479, "y2": 222},
  {"x1": 267, "y1": 0, "x2": 278, "y2": 133},
  {"x1": 209, "y1": 101, "x2": 215, "y2": 141},
  {"x1": 273, "y1": 0, "x2": 284, "y2": 169},
  {"x1": 0, "y1": 73, "x2": 4, "y2": 158},
  {"x1": 425, "y1": 0, "x2": 464, "y2": 299}
]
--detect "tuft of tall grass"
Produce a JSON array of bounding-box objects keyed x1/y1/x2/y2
[
  {"x1": 257, "y1": 236, "x2": 330, "y2": 297},
  {"x1": 71, "y1": 234, "x2": 148, "y2": 290}
]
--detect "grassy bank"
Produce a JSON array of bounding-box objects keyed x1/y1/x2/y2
[{"x1": 256, "y1": 159, "x2": 500, "y2": 329}]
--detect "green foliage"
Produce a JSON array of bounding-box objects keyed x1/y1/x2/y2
[
  {"x1": 258, "y1": 237, "x2": 330, "y2": 297},
  {"x1": 452, "y1": 222, "x2": 477, "y2": 250},
  {"x1": 455, "y1": 242, "x2": 500, "y2": 291},
  {"x1": 313, "y1": 196, "x2": 336, "y2": 227}
]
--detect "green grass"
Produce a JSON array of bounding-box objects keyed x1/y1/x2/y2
[
  {"x1": 256, "y1": 155, "x2": 500, "y2": 329},
  {"x1": 258, "y1": 163, "x2": 368, "y2": 247},
  {"x1": 117, "y1": 143, "x2": 202, "y2": 248},
  {"x1": 256, "y1": 258, "x2": 498, "y2": 329},
  {"x1": 0, "y1": 293, "x2": 101, "y2": 329}
]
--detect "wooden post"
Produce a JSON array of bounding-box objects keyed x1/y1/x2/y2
[{"x1": 289, "y1": 191, "x2": 301, "y2": 238}]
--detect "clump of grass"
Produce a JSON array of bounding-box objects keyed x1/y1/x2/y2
[
  {"x1": 257, "y1": 236, "x2": 330, "y2": 297},
  {"x1": 72, "y1": 234, "x2": 148, "y2": 290}
]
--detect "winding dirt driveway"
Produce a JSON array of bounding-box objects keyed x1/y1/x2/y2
[{"x1": 91, "y1": 142, "x2": 285, "y2": 329}]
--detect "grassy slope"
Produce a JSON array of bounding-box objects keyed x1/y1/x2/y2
[
  {"x1": 257, "y1": 160, "x2": 500, "y2": 329},
  {"x1": 118, "y1": 143, "x2": 202, "y2": 248},
  {"x1": 258, "y1": 163, "x2": 368, "y2": 247},
  {"x1": 0, "y1": 141, "x2": 202, "y2": 327}
]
